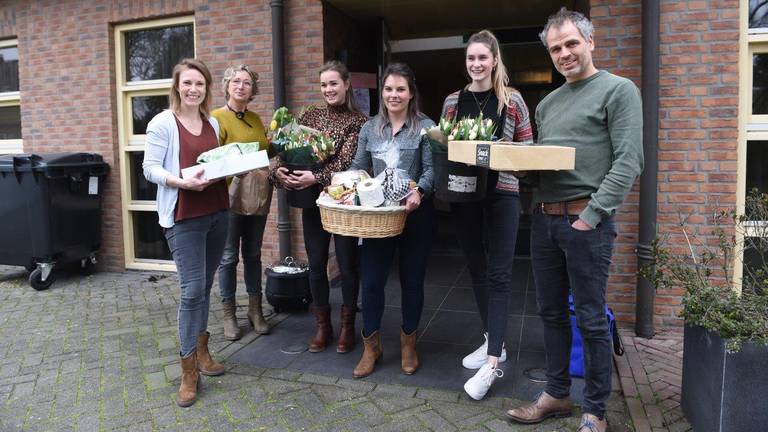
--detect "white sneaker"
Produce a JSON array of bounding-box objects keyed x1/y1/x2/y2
[
  {"x1": 464, "y1": 363, "x2": 504, "y2": 400},
  {"x1": 462, "y1": 333, "x2": 507, "y2": 369}
]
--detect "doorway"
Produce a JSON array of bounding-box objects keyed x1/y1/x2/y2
[{"x1": 322, "y1": 0, "x2": 582, "y2": 256}]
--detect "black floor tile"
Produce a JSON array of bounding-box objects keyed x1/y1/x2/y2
[
  {"x1": 232, "y1": 253, "x2": 584, "y2": 404},
  {"x1": 519, "y1": 316, "x2": 546, "y2": 352},
  {"x1": 522, "y1": 289, "x2": 539, "y2": 316}
]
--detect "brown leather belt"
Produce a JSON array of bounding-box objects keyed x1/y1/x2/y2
[{"x1": 539, "y1": 197, "x2": 590, "y2": 215}]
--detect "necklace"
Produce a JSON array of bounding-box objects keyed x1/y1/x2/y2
[
  {"x1": 470, "y1": 89, "x2": 492, "y2": 115},
  {"x1": 227, "y1": 104, "x2": 252, "y2": 128}
]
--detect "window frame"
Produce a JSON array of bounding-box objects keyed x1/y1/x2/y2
[
  {"x1": 737, "y1": 2, "x2": 768, "y2": 290},
  {"x1": 0, "y1": 39, "x2": 21, "y2": 154},
  {"x1": 115, "y1": 16, "x2": 195, "y2": 271}
]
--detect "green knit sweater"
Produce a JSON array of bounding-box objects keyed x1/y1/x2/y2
[{"x1": 534, "y1": 70, "x2": 644, "y2": 227}]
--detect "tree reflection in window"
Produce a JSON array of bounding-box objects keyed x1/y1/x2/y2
[
  {"x1": 125, "y1": 24, "x2": 193, "y2": 82},
  {"x1": 746, "y1": 142, "x2": 768, "y2": 220},
  {"x1": 751, "y1": 0, "x2": 768, "y2": 28},
  {"x1": 0, "y1": 46, "x2": 19, "y2": 92},
  {"x1": 132, "y1": 96, "x2": 168, "y2": 135},
  {"x1": 0, "y1": 106, "x2": 20, "y2": 139},
  {"x1": 754, "y1": 54, "x2": 768, "y2": 114}
]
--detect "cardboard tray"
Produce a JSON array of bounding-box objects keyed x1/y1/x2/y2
[
  {"x1": 181, "y1": 150, "x2": 269, "y2": 180},
  {"x1": 448, "y1": 141, "x2": 575, "y2": 171}
]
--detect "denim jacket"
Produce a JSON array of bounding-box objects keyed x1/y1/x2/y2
[{"x1": 351, "y1": 115, "x2": 435, "y2": 196}]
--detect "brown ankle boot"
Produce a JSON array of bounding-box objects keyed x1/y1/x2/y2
[
  {"x1": 353, "y1": 330, "x2": 382, "y2": 378},
  {"x1": 308, "y1": 306, "x2": 332, "y2": 353},
  {"x1": 400, "y1": 329, "x2": 419, "y2": 375},
  {"x1": 222, "y1": 300, "x2": 242, "y2": 341},
  {"x1": 336, "y1": 305, "x2": 356, "y2": 353},
  {"x1": 177, "y1": 352, "x2": 200, "y2": 407},
  {"x1": 196, "y1": 332, "x2": 225, "y2": 376},
  {"x1": 248, "y1": 294, "x2": 270, "y2": 334}
]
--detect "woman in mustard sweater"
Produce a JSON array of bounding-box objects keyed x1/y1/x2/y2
[{"x1": 213, "y1": 65, "x2": 274, "y2": 340}]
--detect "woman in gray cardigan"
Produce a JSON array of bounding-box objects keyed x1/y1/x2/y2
[{"x1": 143, "y1": 58, "x2": 228, "y2": 408}]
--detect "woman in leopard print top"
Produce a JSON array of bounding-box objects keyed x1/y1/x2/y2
[{"x1": 272, "y1": 61, "x2": 366, "y2": 354}]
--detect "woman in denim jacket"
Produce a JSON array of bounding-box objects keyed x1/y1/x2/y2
[{"x1": 350, "y1": 63, "x2": 435, "y2": 379}]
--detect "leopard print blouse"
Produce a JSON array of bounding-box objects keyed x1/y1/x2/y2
[{"x1": 270, "y1": 104, "x2": 367, "y2": 187}]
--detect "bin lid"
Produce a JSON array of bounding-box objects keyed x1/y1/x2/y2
[{"x1": 0, "y1": 153, "x2": 107, "y2": 173}]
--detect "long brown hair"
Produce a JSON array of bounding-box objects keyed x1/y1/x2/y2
[
  {"x1": 169, "y1": 58, "x2": 213, "y2": 116},
  {"x1": 319, "y1": 60, "x2": 360, "y2": 113},
  {"x1": 375, "y1": 62, "x2": 426, "y2": 137},
  {"x1": 466, "y1": 30, "x2": 512, "y2": 115}
]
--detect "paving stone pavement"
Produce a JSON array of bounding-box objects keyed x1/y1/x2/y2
[
  {"x1": 0, "y1": 266, "x2": 638, "y2": 431},
  {"x1": 614, "y1": 329, "x2": 691, "y2": 432}
]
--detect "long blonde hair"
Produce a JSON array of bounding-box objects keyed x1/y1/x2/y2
[{"x1": 466, "y1": 30, "x2": 511, "y2": 115}]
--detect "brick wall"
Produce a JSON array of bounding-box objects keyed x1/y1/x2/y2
[
  {"x1": 2, "y1": 0, "x2": 741, "y2": 330},
  {"x1": 591, "y1": 0, "x2": 739, "y2": 328},
  {"x1": 0, "y1": 0, "x2": 324, "y2": 273}
]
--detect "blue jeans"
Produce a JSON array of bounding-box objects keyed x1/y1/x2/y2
[
  {"x1": 302, "y1": 207, "x2": 359, "y2": 308},
  {"x1": 164, "y1": 210, "x2": 228, "y2": 358},
  {"x1": 361, "y1": 200, "x2": 435, "y2": 336},
  {"x1": 218, "y1": 212, "x2": 268, "y2": 303},
  {"x1": 451, "y1": 193, "x2": 520, "y2": 357},
  {"x1": 531, "y1": 210, "x2": 617, "y2": 419}
]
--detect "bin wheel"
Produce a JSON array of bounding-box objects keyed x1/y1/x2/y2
[
  {"x1": 29, "y1": 268, "x2": 55, "y2": 291},
  {"x1": 78, "y1": 257, "x2": 97, "y2": 276}
]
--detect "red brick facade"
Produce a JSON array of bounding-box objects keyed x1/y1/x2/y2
[
  {"x1": 0, "y1": 0, "x2": 741, "y2": 329},
  {"x1": 0, "y1": 0, "x2": 325, "y2": 272},
  {"x1": 592, "y1": 0, "x2": 739, "y2": 327}
]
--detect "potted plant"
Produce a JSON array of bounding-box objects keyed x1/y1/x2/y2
[
  {"x1": 425, "y1": 115, "x2": 494, "y2": 203},
  {"x1": 645, "y1": 189, "x2": 768, "y2": 432},
  {"x1": 269, "y1": 107, "x2": 335, "y2": 208}
]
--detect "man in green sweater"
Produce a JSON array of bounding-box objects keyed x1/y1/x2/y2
[{"x1": 506, "y1": 8, "x2": 643, "y2": 432}]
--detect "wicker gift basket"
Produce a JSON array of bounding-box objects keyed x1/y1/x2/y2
[{"x1": 316, "y1": 199, "x2": 406, "y2": 238}]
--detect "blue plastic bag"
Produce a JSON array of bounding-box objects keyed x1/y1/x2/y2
[{"x1": 569, "y1": 295, "x2": 623, "y2": 377}]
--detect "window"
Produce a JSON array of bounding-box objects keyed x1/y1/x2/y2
[
  {"x1": 115, "y1": 17, "x2": 194, "y2": 270},
  {"x1": 0, "y1": 39, "x2": 21, "y2": 154},
  {"x1": 739, "y1": 2, "x2": 768, "y2": 288}
]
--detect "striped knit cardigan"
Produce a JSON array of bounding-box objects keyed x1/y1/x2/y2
[{"x1": 440, "y1": 88, "x2": 533, "y2": 193}]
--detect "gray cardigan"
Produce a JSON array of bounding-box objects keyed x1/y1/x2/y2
[{"x1": 142, "y1": 109, "x2": 221, "y2": 228}]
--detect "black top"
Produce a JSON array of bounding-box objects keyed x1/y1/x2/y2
[
  {"x1": 456, "y1": 88, "x2": 504, "y2": 134},
  {"x1": 456, "y1": 88, "x2": 506, "y2": 192}
]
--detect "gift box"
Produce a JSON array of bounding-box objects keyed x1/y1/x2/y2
[
  {"x1": 181, "y1": 149, "x2": 270, "y2": 181},
  {"x1": 448, "y1": 141, "x2": 575, "y2": 171}
]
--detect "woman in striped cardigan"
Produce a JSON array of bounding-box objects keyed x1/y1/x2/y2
[{"x1": 440, "y1": 30, "x2": 533, "y2": 400}]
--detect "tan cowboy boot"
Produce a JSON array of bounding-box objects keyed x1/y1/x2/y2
[
  {"x1": 221, "y1": 300, "x2": 242, "y2": 341},
  {"x1": 308, "y1": 306, "x2": 332, "y2": 352},
  {"x1": 248, "y1": 294, "x2": 270, "y2": 335},
  {"x1": 577, "y1": 413, "x2": 608, "y2": 432},
  {"x1": 505, "y1": 391, "x2": 573, "y2": 424},
  {"x1": 196, "y1": 332, "x2": 225, "y2": 376},
  {"x1": 336, "y1": 305, "x2": 356, "y2": 353},
  {"x1": 177, "y1": 352, "x2": 199, "y2": 407},
  {"x1": 400, "y1": 329, "x2": 419, "y2": 375},
  {"x1": 353, "y1": 330, "x2": 382, "y2": 378}
]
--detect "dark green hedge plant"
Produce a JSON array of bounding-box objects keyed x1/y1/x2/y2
[{"x1": 643, "y1": 189, "x2": 768, "y2": 351}]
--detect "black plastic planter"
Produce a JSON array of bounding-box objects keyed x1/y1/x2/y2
[
  {"x1": 284, "y1": 163, "x2": 321, "y2": 208},
  {"x1": 681, "y1": 324, "x2": 768, "y2": 432},
  {"x1": 432, "y1": 151, "x2": 487, "y2": 203}
]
